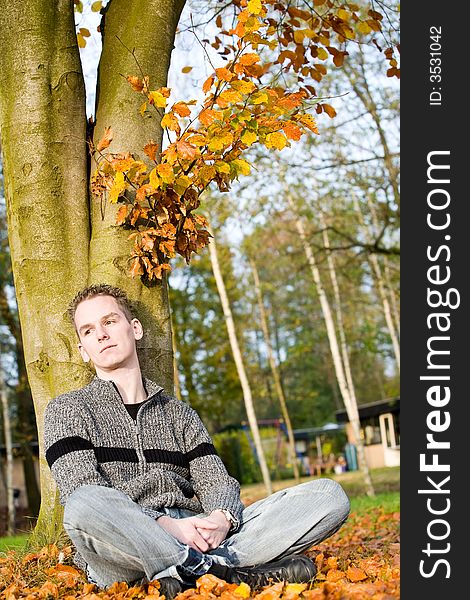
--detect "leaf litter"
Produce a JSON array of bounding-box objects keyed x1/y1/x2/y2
[{"x1": 0, "y1": 507, "x2": 399, "y2": 599}]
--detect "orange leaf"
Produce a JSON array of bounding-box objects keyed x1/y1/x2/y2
[
  {"x1": 172, "y1": 102, "x2": 191, "y2": 117},
  {"x1": 203, "y1": 75, "x2": 214, "y2": 94},
  {"x1": 239, "y1": 52, "x2": 260, "y2": 65},
  {"x1": 96, "y1": 126, "x2": 113, "y2": 152},
  {"x1": 322, "y1": 103, "x2": 337, "y2": 118},
  {"x1": 176, "y1": 140, "x2": 199, "y2": 160},
  {"x1": 216, "y1": 67, "x2": 234, "y2": 82},
  {"x1": 326, "y1": 569, "x2": 346, "y2": 582},
  {"x1": 143, "y1": 141, "x2": 160, "y2": 162},
  {"x1": 347, "y1": 566, "x2": 368, "y2": 582},
  {"x1": 116, "y1": 205, "x2": 128, "y2": 225},
  {"x1": 283, "y1": 122, "x2": 303, "y2": 141},
  {"x1": 127, "y1": 75, "x2": 144, "y2": 93},
  {"x1": 199, "y1": 109, "x2": 219, "y2": 126}
]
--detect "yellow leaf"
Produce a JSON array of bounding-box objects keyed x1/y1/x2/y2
[
  {"x1": 247, "y1": 0, "x2": 262, "y2": 15},
  {"x1": 215, "y1": 161, "x2": 231, "y2": 174},
  {"x1": 298, "y1": 113, "x2": 319, "y2": 134},
  {"x1": 182, "y1": 66, "x2": 193, "y2": 73},
  {"x1": 230, "y1": 80, "x2": 256, "y2": 94},
  {"x1": 77, "y1": 32, "x2": 86, "y2": 48},
  {"x1": 358, "y1": 21, "x2": 372, "y2": 34},
  {"x1": 109, "y1": 172, "x2": 125, "y2": 203},
  {"x1": 284, "y1": 583, "x2": 307, "y2": 595},
  {"x1": 241, "y1": 129, "x2": 257, "y2": 146},
  {"x1": 161, "y1": 113, "x2": 180, "y2": 132},
  {"x1": 234, "y1": 582, "x2": 251, "y2": 598},
  {"x1": 174, "y1": 176, "x2": 192, "y2": 195},
  {"x1": 79, "y1": 27, "x2": 91, "y2": 37},
  {"x1": 216, "y1": 90, "x2": 243, "y2": 107},
  {"x1": 338, "y1": 9, "x2": 350, "y2": 20},
  {"x1": 231, "y1": 159, "x2": 251, "y2": 176},
  {"x1": 208, "y1": 131, "x2": 234, "y2": 151},
  {"x1": 157, "y1": 163, "x2": 175, "y2": 184},
  {"x1": 251, "y1": 91, "x2": 269, "y2": 104},
  {"x1": 149, "y1": 168, "x2": 161, "y2": 189},
  {"x1": 91, "y1": 1, "x2": 102, "y2": 11},
  {"x1": 317, "y1": 47, "x2": 329, "y2": 60},
  {"x1": 294, "y1": 30, "x2": 306, "y2": 44},
  {"x1": 140, "y1": 102, "x2": 147, "y2": 116},
  {"x1": 265, "y1": 132, "x2": 287, "y2": 150},
  {"x1": 149, "y1": 91, "x2": 167, "y2": 108}
]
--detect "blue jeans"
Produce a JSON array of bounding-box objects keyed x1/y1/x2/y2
[{"x1": 63, "y1": 479, "x2": 350, "y2": 588}]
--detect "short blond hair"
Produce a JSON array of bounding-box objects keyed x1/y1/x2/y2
[{"x1": 67, "y1": 284, "x2": 134, "y2": 324}]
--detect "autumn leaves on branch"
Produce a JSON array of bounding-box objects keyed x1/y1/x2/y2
[{"x1": 90, "y1": 0, "x2": 399, "y2": 282}]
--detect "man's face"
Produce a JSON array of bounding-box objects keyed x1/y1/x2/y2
[{"x1": 74, "y1": 295, "x2": 143, "y2": 374}]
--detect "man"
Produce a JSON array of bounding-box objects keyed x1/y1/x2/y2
[{"x1": 44, "y1": 284, "x2": 350, "y2": 598}]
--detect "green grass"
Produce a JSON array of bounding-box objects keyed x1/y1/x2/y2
[
  {"x1": 0, "y1": 532, "x2": 30, "y2": 553},
  {"x1": 350, "y1": 490, "x2": 399, "y2": 514}
]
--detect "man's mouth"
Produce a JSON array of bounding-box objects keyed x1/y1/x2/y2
[{"x1": 100, "y1": 344, "x2": 117, "y2": 353}]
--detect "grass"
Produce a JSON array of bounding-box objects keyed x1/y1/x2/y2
[
  {"x1": 350, "y1": 490, "x2": 399, "y2": 514},
  {"x1": 240, "y1": 466, "x2": 400, "y2": 506},
  {"x1": 0, "y1": 532, "x2": 30, "y2": 553}
]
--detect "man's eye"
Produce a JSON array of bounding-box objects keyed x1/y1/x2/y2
[
  {"x1": 84, "y1": 329, "x2": 91, "y2": 336},
  {"x1": 105, "y1": 319, "x2": 115, "y2": 325}
]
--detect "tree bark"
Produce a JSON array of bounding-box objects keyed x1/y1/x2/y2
[
  {"x1": 90, "y1": 0, "x2": 185, "y2": 390},
  {"x1": 249, "y1": 257, "x2": 299, "y2": 482},
  {"x1": 1, "y1": 372, "x2": 15, "y2": 535},
  {"x1": 208, "y1": 230, "x2": 272, "y2": 495},
  {"x1": 0, "y1": 0, "x2": 185, "y2": 540}
]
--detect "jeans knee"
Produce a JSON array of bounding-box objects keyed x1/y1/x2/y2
[
  {"x1": 64, "y1": 485, "x2": 111, "y2": 530},
  {"x1": 323, "y1": 479, "x2": 350, "y2": 518}
]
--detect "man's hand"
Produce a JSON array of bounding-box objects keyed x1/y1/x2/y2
[
  {"x1": 157, "y1": 515, "x2": 219, "y2": 552},
  {"x1": 195, "y1": 510, "x2": 231, "y2": 550}
]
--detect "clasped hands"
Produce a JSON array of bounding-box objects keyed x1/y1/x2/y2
[{"x1": 157, "y1": 510, "x2": 231, "y2": 552}]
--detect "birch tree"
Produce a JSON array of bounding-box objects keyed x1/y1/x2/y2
[
  {"x1": 208, "y1": 228, "x2": 272, "y2": 495},
  {"x1": 286, "y1": 193, "x2": 374, "y2": 496}
]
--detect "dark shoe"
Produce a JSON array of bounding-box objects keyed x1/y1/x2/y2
[
  {"x1": 227, "y1": 555, "x2": 317, "y2": 588},
  {"x1": 156, "y1": 577, "x2": 183, "y2": 600}
]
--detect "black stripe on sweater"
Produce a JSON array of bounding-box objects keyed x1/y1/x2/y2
[
  {"x1": 46, "y1": 436, "x2": 94, "y2": 467},
  {"x1": 186, "y1": 442, "x2": 218, "y2": 462},
  {"x1": 144, "y1": 448, "x2": 189, "y2": 467}
]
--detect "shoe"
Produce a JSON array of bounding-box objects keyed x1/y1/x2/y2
[
  {"x1": 226, "y1": 555, "x2": 317, "y2": 588},
  {"x1": 156, "y1": 577, "x2": 183, "y2": 600}
]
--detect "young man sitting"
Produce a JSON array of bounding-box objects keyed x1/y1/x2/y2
[{"x1": 44, "y1": 284, "x2": 350, "y2": 598}]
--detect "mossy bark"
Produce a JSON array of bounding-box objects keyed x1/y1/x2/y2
[
  {"x1": 90, "y1": 0, "x2": 185, "y2": 391},
  {"x1": 0, "y1": 0, "x2": 185, "y2": 539}
]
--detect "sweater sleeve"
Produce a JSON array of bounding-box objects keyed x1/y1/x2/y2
[
  {"x1": 44, "y1": 395, "x2": 111, "y2": 506},
  {"x1": 182, "y1": 406, "x2": 244, "y2": 527}
]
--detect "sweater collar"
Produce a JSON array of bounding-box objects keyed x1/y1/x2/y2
[{"x1": 89, "y1": 376, "x2": 164, "y2": 401}]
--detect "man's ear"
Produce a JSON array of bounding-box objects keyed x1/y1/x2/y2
[
  {"x1": 78, "y1": 343, "x2": 90, "y2": 363},
  {"x1": 132, "y1": 318, "x2": 144, "y2": 341}
]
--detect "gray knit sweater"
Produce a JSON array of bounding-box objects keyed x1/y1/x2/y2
[{"x1": 44, "y1": 377, "x2": 244, "y2": 526}]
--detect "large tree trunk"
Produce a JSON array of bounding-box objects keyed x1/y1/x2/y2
[
  {"x1": 208, "y1": 230, "x2": 272, "y2": 495},
  {"x1": 90, "y1": 0, "x2": 185, "y2": 388},
  {"x1": 0, "y1": 0, "x2": 185, "y2": 541},
  {"x1": 249, "y1": 257, "x2": 300, "y2": 482},
  {"x1": 286, "y1": 194, "x2": 374, "y2": 496}
]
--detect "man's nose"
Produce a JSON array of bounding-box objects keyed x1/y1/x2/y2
[{"x1": 96, "y1": 325, "x2": 109, "y2": 341}]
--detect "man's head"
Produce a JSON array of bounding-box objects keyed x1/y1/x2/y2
[{"x1": 68, "y1": 284, "x2": 143, "y2": 375}]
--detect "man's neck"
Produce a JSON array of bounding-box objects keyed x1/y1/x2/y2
[{"x1": 96, "y1": 367, "x2": 147, "y2": 404}]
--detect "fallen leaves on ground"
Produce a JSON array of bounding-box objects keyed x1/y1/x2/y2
[{"x1": 0, "y1": 508, "x2": 399, "y2": 599}]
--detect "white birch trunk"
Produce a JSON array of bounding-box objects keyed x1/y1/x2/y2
[
  {"x1": 208, "y1": 233, "x2": 272, "y2": 495},
  {"x1": 249, "y1": 257, "x2": 300, "y2": 482},
  {"x1": 286, "y1": 194, "x2": 374, "y2": 496},
  {"x1": 1, "y1": 373, "x2": 15, "y2": 535},
  {"x1": 353, "y1": 197, "x2": 400, "y2": 371}
]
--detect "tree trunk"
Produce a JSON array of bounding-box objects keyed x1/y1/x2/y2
[
  {"x1": 0, "y1": 283, "x2": 41, "y2": 516},
  {"x1": 0, "y1": 0, "x2": 185, "y2": 541},
  {"x1": 249, "y1": 257, "x2": 299, "y2": 482},
  {"x1": 208, "y1": 231, "x2": 272, "y2": 495},
  {"x1": 90, "y1": 0, "x2": 185, "y2": 390},
  {"x1": 286, "y1": 194, "x2": 374, "y2": 496},
  {"x1": 353, "y1": 197, "x2": 400, "y2": 371},
  {"x1": 1, "y1": 373, "x2": 15, "y2": 535}
]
